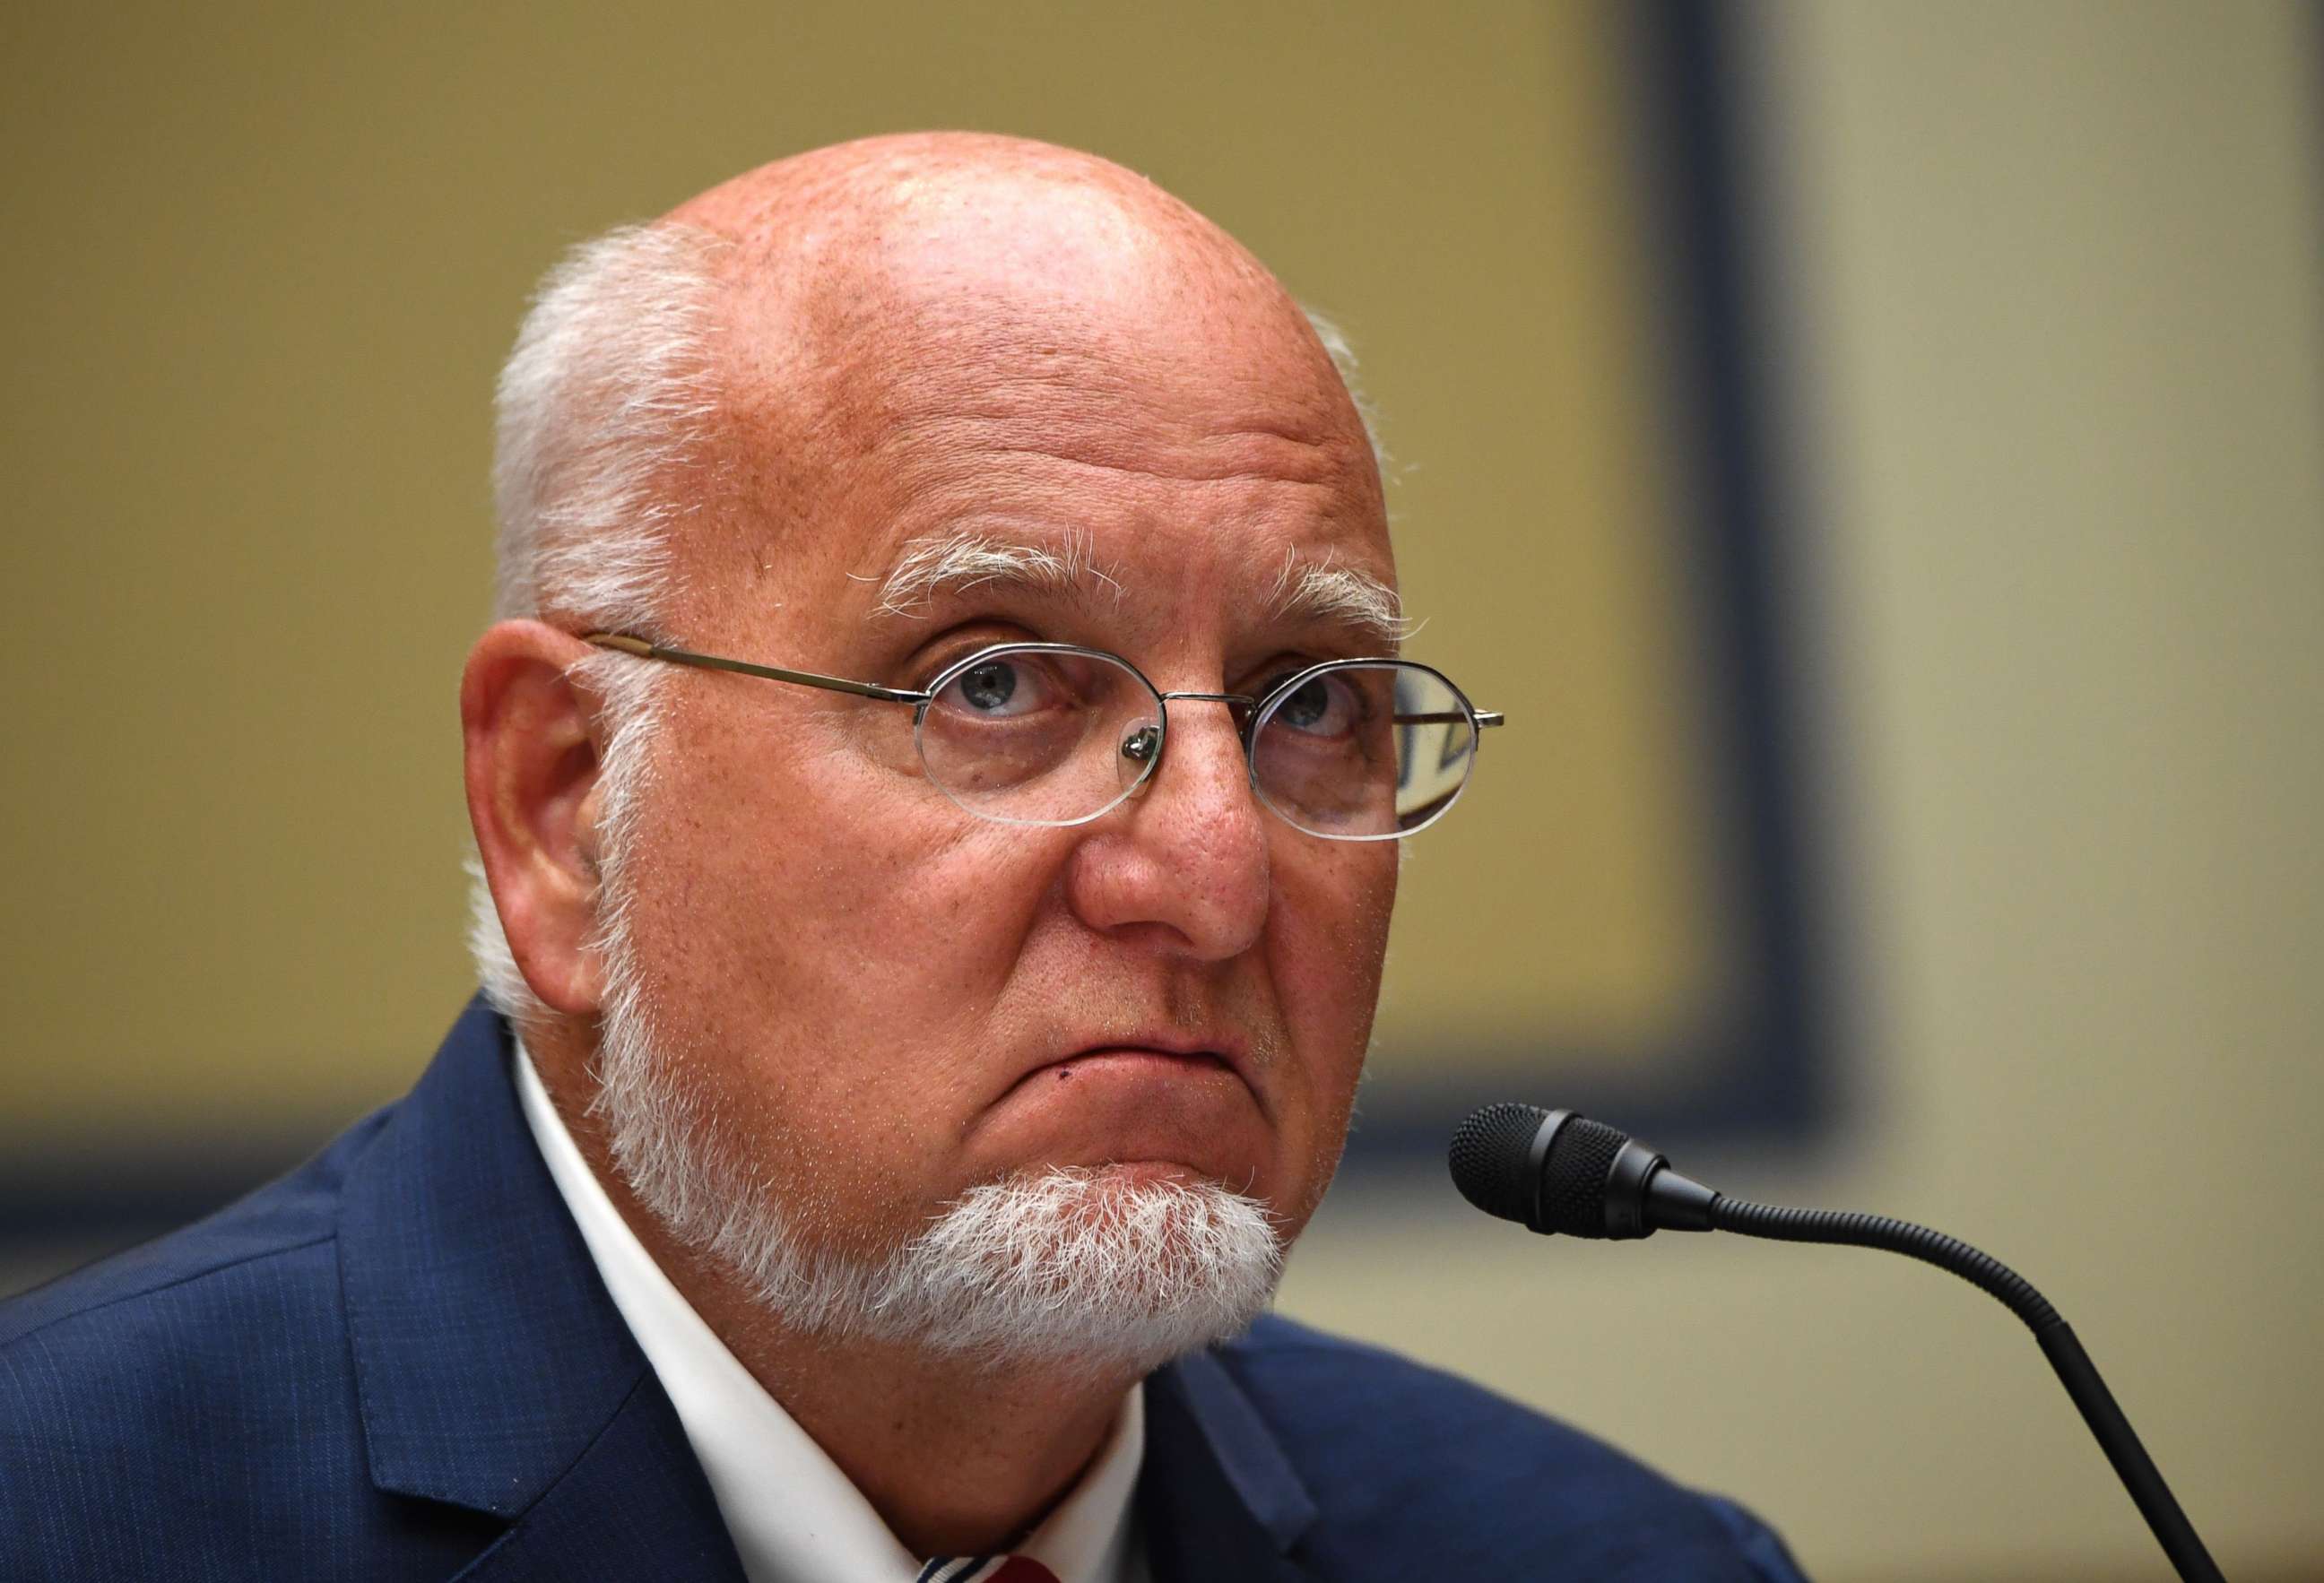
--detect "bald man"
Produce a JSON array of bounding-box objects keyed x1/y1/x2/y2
[{"x1": 0, "y1": 135, "x2": 1804, "y2": 1582}]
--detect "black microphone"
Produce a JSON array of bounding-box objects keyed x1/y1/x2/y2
[
  {"x1": 1447, "y1": 1102, "x2": 2224, "y2": 1583},
  {"x1": 1447, "y1": 1102, "x2": 1720, "y2": 1238}
]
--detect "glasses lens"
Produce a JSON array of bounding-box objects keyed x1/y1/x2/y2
[
  {"x1": 1251, "y1": 662, "x2": 1477, "y2": 839},
  {"x1": 916, "y1": 646, "x2": 1161, "y2": 825}
]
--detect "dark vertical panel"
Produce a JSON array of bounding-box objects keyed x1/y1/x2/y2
[{"x1": 1615, "y1": 0, "x2": 1831, "y2": 1142}]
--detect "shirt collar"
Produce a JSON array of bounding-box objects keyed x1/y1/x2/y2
[{"x1": 514, "y1": 1041, "x2": 1146, "y2": 1583}]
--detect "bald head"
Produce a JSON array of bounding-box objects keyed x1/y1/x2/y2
[
  {"x1": 655, "y1": 136, "x2": 1379, "y2": 574},
  {"x1": 677, "y1": 134, "x2": 1218, "y2": 243},
  {"x1": 666, "y1": 132, "x2": 1288, "y2": 324},
  {"x1": 487, "y1": 131, "x2": 1384, "y2": 661}
]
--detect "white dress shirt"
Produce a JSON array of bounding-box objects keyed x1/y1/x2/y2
[{"x1": 514, "y1": 1045, "x2": 1149, "y2": 1583}]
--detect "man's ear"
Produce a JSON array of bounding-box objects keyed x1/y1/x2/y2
[{"x1": 462, "y1": 620, "x2": 614, "y2": 1016}]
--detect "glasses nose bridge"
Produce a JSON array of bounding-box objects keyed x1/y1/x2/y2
[
  {"x1": 1157, "y1": 687, "x2": 1257, "y2": 712},
  {"x1": 1153, "y1": 688, "x2": 1260, "y2": 752},
  {"x1": 1119, "y1": 688, "x2": 1259, "y2": 784},
  {"x1": 1111, "y1": 687, "x2": 1256, "y2": 821}
]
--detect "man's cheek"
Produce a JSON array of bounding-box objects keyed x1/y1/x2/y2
[{"x1": 1288, "y1": 860, "x2": 1394, "y2": 984}]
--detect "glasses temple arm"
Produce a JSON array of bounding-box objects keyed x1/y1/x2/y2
[
  {"x1": 582, "y1": 633, "x2": 927, "y2": 705},
  {"x1": 1394, "y1": 710, "x2": 1505, "y2": 728}
]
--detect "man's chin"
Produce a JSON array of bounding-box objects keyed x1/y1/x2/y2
[
  {"x1": 597, "y1": 1000, "x2": 1283, "y2": 1370},
  {"x1": 831, "y1": 1165, "x2": 1287, "y2": 1371},
  {"x1": 1036, "y1": 1156, "x2": 1249, "y2": 1198}
]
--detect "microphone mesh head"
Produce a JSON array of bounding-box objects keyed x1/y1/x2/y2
[
  {"x1": 1447, "y1": 1103, "x2": 1552, "y2": 1224},
  {"x1": 1539, "y1": 1114, "x2": 1630, "y2": 1237}
]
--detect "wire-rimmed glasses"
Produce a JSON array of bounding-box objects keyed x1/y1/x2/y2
[{"x1": 584, "y1": 634, "x2": 1505, "y2": 840}]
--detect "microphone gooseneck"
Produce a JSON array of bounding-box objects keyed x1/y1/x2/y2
[{"x1": 1446, "y1": 1102, "x2": 2224, "y2": 1583}]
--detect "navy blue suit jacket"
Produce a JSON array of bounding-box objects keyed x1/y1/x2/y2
[{"x1": 3, "y1": 1000, "x2": 1804, "y2": 1579}]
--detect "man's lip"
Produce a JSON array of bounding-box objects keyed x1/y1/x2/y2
[{"x1": 1026, "y1": 1038, "x2": 1251, "y2": 1087}]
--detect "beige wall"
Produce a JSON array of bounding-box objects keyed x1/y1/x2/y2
[
  {"x1": 4, "y1": 1, "x2": 2317, "y2": 1576},
  {"x1": 1, "y1": 0, "x2": 1722, "y2": 1142},
  {"x1": 1283, "y1": 2, "x2": 2324, "y2": 1576}
]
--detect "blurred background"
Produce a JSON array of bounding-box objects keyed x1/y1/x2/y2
[{"x1": 4, "y1": 1, "x2": 2318, "y2": 1576}]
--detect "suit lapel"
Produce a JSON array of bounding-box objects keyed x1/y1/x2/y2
[
  {"x1": 1140, "y1": 1347, "x2": 1318, "y2": 1583},
  {"x1": 338, "y1": 997, "x2": 732, "y2": 1577},
  {"x1": 450, "y1": 1371, "x2": 745, "y2": 1582}
]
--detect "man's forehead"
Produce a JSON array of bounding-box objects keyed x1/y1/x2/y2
[
  {"x1": 692, "y1": 346, "x2": 1390, "y2": 650},
  {"x1": 668, "y1": 135, "x2": 1390, "y2": 640},
  {"x1": 724, "y1": 221, "x2": 1338, "y2": 454},
  {"x1": 690, "y1": 140, "x2": 1351, "y2": 448}
]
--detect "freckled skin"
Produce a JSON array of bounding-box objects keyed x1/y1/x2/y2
[{"x1": 471, "y1": 132, "x2": 1398, "y2": 1555}]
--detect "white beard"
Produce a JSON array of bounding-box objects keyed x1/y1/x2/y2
[{"x1": 585, "y1": 898, "x2": 1284, "y2": 1374}]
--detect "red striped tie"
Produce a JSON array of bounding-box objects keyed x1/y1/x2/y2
[{"x1": 915, "y1": 1557, "x2": 1062, "y2": 1583}]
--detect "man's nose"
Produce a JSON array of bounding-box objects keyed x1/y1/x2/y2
[{"x1": 1062, "y1": 700, "x2": 1271, "y2": 959}]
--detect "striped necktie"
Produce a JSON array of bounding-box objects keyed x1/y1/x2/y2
[{"x1": 915, "y1": 1558, "x2": 1062, "y2": 1583}]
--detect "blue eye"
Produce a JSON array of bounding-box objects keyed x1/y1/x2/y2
[
  {"x1": 1276, "y1": 678, "x2": 1332, "y2": 731},
  {"x1": 1266, "y1": 672, "x2": 1363, "y2": 738},
  {"x1": 958, "y1": 660, "x2": 1019, "y2": 713},
  {"x1": 932, "y1": 653, "x2": 1069, "y2": 722}
]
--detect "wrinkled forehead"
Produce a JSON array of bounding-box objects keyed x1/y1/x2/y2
[
  {"x1": 686, "y1": 178, "x2": 1390, "y2": 643},
  {"x1": 726, "y1": 169, "x2": 1355, "y2": 447}
]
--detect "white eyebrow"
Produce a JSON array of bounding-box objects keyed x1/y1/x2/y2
[
  {"x1": 868, "y1": 527, "x2": 1123, "y2": 618},
  {"x1": 867, "y1": 531, "x2": 1413, "y2": 650},
  {"x1": 1265, "y1": 551, "x2": 1417, "y2": 650}
]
